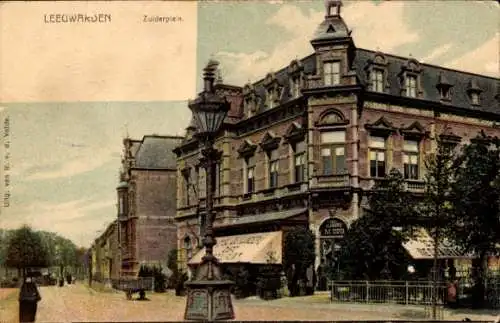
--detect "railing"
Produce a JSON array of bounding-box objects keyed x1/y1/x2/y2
[
  {"x1": 316, "y1": 174, "x2": 350, "y2": 187},
  {"x1": 305, "y1": 75, "x2": 323, "y2": 89},
  {"x1": 330, "y1": 280, "x2": 447, "y2": 306},
  {"x1": 405, "y1": 180, "x2": 426, "y2": 192}
]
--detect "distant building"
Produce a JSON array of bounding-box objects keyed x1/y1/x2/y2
[
  {"x1": 89, "y1": 220, "x2": 118, "y2": 282},
  {"x1": 174, "y1": 0, "x2": 499, "y2": 282},
  {"x1": 117, "y1": 135, "x2": 182, "y2": 277}
]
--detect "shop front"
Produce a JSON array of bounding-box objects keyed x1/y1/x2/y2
[{"x1": 188, "y1": 231, "x2": 283, "y2": 298}]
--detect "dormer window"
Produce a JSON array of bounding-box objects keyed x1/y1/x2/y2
[
  {"x1": 471, "y1": 92, "x2": 480, "y2": 105},
  {"x1": 291, "y1": 77, "x2": 301, "y2": 98},
  {"x1": 245, "y1": 97, "x2": 254, "y2": 117},
  {"x1": 371, "y1": 69, "x2": 384, "y2": 92},
  {"x1": 288, "y1": 59, "x2": 304, "y2": 100},
  {"x1": 365, "y1": 52, "x2": 388, "y2": 93},
  {"x1": 399, "y1": 58, "x2": 422, "y2": 98},
  {"x1": 405, "y1": 75, "x2": 417, "y2": 97},
  {"x1": 436, "y1": 72, "x2": 453, "y2": 102},
  {"x1": 243, "y1": 83, "x2": 259, "y2": 117},
  {"x1": 324, "y1": 61, "x2": 340, "y2": 86},
  {"x1": 266, "y1": 88, "x2": 275, "y2": 109},
  {"x1": 263, "y1": 73, "x2": 282, "y2": 110},
  {"x1": 467, "y1": 78, "x2": 482, "y2": 106},
  {"x1": 440, "y1": 87, "x2": 451, "y2": 100}
]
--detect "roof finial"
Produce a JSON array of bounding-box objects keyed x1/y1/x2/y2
[{"x1": 325, "y1": 0, "x2": 343, "y2": 17}]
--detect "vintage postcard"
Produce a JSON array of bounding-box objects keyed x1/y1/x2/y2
[{"x1": 0, "y1": 1, "x2": 499, "y2": 322}]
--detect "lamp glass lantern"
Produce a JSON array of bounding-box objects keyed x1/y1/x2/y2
[{"x1": 189, "y1": 102, "x2": 229, "y2": 140}]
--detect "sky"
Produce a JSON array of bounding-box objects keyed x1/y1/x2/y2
[{"x1": 0, "y1": 1, "x2": 498, "y2": 248}]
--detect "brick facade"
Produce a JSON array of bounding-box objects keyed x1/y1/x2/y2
[
  {"x1": 116, "y1": 135, "x2": 182, "y2": 277},
  {"x1": 174, "y1": 1, "x2": 499, "y2": 276}
]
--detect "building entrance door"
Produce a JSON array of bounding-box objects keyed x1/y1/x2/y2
[{"x1": 317, "y1": 218, "x2": 347, "y2": 290}]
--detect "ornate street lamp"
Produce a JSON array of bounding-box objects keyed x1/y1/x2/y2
[{"x1": 184, "y1": 59, "x2": 234, "y2": 321}]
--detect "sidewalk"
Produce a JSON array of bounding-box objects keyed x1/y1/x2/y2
[{"x1": 243, "y1": 293, "x2": 499, "y2": 321}]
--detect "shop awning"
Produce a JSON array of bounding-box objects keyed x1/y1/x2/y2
[
  {"x1": 403, "y1": 228, "x2": 474, "y2": 259},
  {"x1": 188, "y1": 231, "x2": 282, "y2": 265},
  {"x1": 215, "y1": 208, "x2": 307, "y2": 228}
]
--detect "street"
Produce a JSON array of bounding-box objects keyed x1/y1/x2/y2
[{"x1": 1, "y1": 284, "x2": 499, "y2": 322}]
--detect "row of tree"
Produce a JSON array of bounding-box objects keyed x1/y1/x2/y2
[
  {"x1": 0, "y1": 225, "x2": 86, "y2": 277},
  {"x1": 337, "y1": 131, "x2": 500, "y2": 306}
]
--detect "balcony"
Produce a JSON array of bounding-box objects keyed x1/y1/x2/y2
[
  {"x1": 314, "y1": 174, "x2": 350, "y2": 189},
  {"x1": 305, "y1": 75, "x2": 324, "y2": 89},
  {"x1": 366, "y1": 178, "x2": 388, "y2": 190},
  {"x1": 405, "y1": 180, "x2": 426, "y2": 193},
  {"x1": 363, "y1": 178, "x2": 426, "y2": 194}
]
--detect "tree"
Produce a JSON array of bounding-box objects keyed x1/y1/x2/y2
[
  {"x1": 283, "y1": 226, "x2": 315, "y2": 296},
  {"x1": 0, "y1": 229, "x2": 11, "y2": 266},
  {"x1": 167, "y1": 248, "x2": 178, "y2": 272},
  {"x1": 5, "y1": 225, "x2": 49, "y2": 276},
  {"x1": 421, "y1": 135, "x2": 457, "y2": 318},
  {"x1": 338, "y1": 169, "x2": 414, "y2": 280},
  {"x1": 448, "y1": 131, "x2": 500, "y2": 307}
]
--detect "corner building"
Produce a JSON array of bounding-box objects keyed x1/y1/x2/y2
[{"x1": 174, "y1": 1, "x2": 500, "y2": 282}]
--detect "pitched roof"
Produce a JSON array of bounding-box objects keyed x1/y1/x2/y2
[
  {"x1": 353, "y1": 48, "x2": 499, "y2": 115},
  {"x1": 134, "y1": 135, "x2": 183, "y2": 169},
  {"x1": 242, "y1": 47, "x2": 498, "y2": 116},
  {"x1": 251, "y1": 53, "x2": 316, "y2": 113}
]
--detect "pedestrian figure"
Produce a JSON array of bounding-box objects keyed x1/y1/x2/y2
[
  {"x1": 19, "y1": 277, "x2": 41, "y2": 323},
  {"x1": 446, "y1": 279, "x2": 458, "y2": 308}
]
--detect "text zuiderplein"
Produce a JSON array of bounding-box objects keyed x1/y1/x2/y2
[
  {"x1": 44, "y1": 14, "x2": 112, "y2": 23},
  {"x1": 143, "y1": 15, "x2": 183, "y2": 23}
]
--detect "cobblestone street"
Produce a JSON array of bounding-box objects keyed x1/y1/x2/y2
[{"x1": 1, "y1": 284, "x2": 498, "y2": 322}]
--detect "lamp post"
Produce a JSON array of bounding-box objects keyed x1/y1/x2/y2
[{"x1": 184, "y1": 59, "x2": 234, "y2": 321}]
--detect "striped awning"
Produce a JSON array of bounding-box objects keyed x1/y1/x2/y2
[
  {"x1": 403, "y1": 228, "x2": 474, "y2": 259},
  {"x1": 188, "y1": 231, "x2": 282, "y2": 265}
]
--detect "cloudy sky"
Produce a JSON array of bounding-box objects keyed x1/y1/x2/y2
[{"x1": 0, "y1": 1, "x2": 498, "y2": 247}]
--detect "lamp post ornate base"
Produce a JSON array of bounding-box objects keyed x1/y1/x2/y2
[{"x1": 184, "y1": 258, "x2": 234, "y2": 321}]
